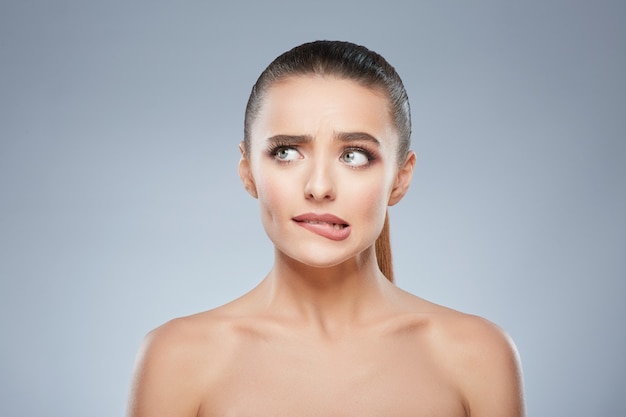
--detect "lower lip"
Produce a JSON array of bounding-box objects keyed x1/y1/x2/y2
[{"x1": 294, "y1": 221, "x2": 351, "y2": 241}]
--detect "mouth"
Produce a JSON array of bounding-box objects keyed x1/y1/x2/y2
[
  {"x1": 296, "y1": 219, "x2": 348, "y2": 230},
  {"x1": 292, "y1": 213, "x2": 351, "y2": 241}
]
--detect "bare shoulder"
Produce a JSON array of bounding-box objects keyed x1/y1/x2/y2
[
  {"x1": 425, "y1": 306, "x2": 519, "y2": 362},
  {"x1": 414, "y1": 298, "x2": 525, "y2": 417},
  {"x1": 126, "y1": 305, "x2": 243, "y2": 417},
  {"x1": 387, "y1": 287, "x2": 524, "y2": 416}
]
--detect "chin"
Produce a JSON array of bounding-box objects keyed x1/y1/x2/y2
[{"x1": 276, "y1": 242, "x2": 372, "y2": 270}]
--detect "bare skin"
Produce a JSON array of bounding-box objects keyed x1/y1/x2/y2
[{"x1": 127, "y1": 76, "x2": 525, "y2": 417}]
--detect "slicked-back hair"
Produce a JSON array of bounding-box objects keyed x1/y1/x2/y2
[{"x1": 243, "y1": 40, "x2": 411, "y2": 164}]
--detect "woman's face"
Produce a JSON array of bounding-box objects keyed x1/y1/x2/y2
[{"x1": 240, "y1": 75, "x2": 414, "y2": 269}]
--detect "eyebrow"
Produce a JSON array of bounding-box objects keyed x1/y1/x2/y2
[
  {"x1": 266, "y1": 134, "x2": 312, "y2": 145},
  {"x1": 266, "y1": 132, "x2": 380, "y2": 146},
  {"x1": 335, "y1": 131, "x2": 381, "y2": 146}
]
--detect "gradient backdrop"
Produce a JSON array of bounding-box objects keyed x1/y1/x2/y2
[{"x1": 1, "y1": 1, "x2": 624, "y2": 416}]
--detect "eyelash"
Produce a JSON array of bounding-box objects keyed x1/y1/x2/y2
[
  {"x1": 266, "y1": 143, "x2": 378, "y2": 167},
  {"x1": 342, "y1": 146, "x2": 377, "y2": 168},
  {"x1": 266, "y1": 142, "x2": 299, "y2": 163}
]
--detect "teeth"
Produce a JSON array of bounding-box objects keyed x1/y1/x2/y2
[{"x1": 303, "y1": 220, "x2": 345, "y2": 229}]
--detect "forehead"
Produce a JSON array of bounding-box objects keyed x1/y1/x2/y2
[{"x1": 251, "y1": 75, "x2": 396, "y2": 143}]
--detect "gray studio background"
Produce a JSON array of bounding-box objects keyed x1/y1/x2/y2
[{"x1": 1, "y1": 1, "x2": 624, "y2": 416}]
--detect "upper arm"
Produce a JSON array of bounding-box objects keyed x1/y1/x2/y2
[
  {"x1": 126, "y1": 321, "x2": 204, "y2": 417},
  {"x1": 457, "y1": 318, "x2": 525, "y2": 417}
]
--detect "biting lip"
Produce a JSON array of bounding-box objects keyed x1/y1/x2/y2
[
  {"x1": 292, "y1": 213, "x2": 351, "y2": 241},
  {"x1": 292, "y1": 213, "x2": 349, "y2": 227}
]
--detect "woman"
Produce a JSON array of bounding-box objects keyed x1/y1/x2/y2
[{"x1": 127, "y1": 40, "x2": 525, "y2": 417}]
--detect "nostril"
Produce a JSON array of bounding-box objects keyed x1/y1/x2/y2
[
  {"x1": 304, "y1": 179, "x2": 336, "y2": 201},
  {"x1": 302, "y1": 161, "x2": 337, "y2": 201}
]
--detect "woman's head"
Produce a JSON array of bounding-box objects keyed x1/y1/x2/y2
[
  {"x1": 243, "y1": 40, "x2": 411, "y2": 164},
  {"x1": 240, "y1": 41, "x2": 414, "y2": 282}
]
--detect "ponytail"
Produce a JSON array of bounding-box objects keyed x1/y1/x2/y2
[{"x1": 375, "y1": 211, "x2": 394, "y2": 283}]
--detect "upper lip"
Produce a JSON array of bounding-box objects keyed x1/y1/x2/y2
[{"x1": 292, "y1": 213, "x2": 349, "y2": 226}]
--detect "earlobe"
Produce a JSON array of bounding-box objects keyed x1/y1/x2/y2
[
  {"x1": 238, "y1": 141, "x2": 258, "y2": 199},
  {"x1": 388, "y1": 151, "x2": 416, "y2": 206}
]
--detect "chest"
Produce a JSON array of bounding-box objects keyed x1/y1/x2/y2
[{"x1": 199, "y1": 335, "x2": 467, "y2": 417}]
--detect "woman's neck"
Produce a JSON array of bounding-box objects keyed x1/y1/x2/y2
[{"x1": 257, "y1": 246, "x2": 393, "y2": 337}]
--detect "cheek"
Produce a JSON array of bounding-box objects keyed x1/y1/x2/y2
[
  {"x1": 254, "y1": 172, "x2": 294, "y2": 221},
  {"x1": 347, "y1": 178, "x2": 389, "y2": 220},
  {"x1": 351, "y1": 167, "x2": 398, "y2": 229}
]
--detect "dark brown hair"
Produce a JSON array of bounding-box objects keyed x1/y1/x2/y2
[{"x1": 243, "y1": 40, "x2": 412, "y2": 282}]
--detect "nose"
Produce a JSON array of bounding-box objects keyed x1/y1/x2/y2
[{"x1": 304, "y1": 159, "x2": 336, "y2": 201}]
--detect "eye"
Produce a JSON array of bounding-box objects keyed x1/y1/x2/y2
[
  {"x1": 273, "y1": 147, "x2": 300, "y2": 162},
  {"x1": 340, "y1": 149, "x2": 371, "y2": 167}
]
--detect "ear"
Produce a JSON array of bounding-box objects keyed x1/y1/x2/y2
[
  {"x1": 388, "y1": 150, "x2": 416, "y2": 206},
  {"x1": 238, "y1": 141, "x2": 258, "y2": 199}
]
